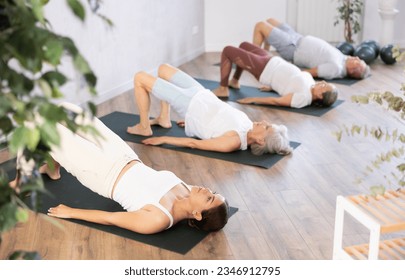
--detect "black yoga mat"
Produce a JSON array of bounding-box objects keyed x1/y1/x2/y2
[
  {"x1": 314, "y1": 77, "x2": 361, "y2": 86},
  {"x1": 100, "y1": 111, "x2": 300, "y2": 169},
  {"x1": 195, "y1": 78, "x2": 344, "y2": 117},
  {"x1": 2, "y1": 159, "x2": 238, "y2": 255},
  {"x1": 213, "y1": 62, "x2": 361, "y2": 86}
]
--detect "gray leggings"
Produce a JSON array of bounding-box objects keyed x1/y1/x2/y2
[
  {"x1": 267, "y1": 23, "x2": 303, "y2": 61},
  {"x1": 151, "y1": 70, "x2": 204, "y2": 119}
]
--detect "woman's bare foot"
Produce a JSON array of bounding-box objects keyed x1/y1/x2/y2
[
  {"x1": 39, "y1": 163, "x2": 61, "y2": 180},
  {"x1": 213, "y1": 86, "x2": 229, "y2": 98},
  {"x1": 176, "y1": 120, "x2": 185, "y2": 127},
  {"x1": 149, "y1": 117, "x2": 172, "y2": 129},
  {"x1": 9, "y1": 178, "x2": 20, "y2": 193},
  {"x1": 127, "y1": 124, "x2": 153, "y2": 136},
  {"x1": 229, "y1": 78, "x2": 240, "y2": 89}
]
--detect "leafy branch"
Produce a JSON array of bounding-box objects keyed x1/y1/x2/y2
[
  {"x1": 334, "y1": 0, "x2": 363, "y2": 43},
  {"x1": 0, "y1": 0, "x2": 111, "y2": 257},
  {"x1": 333, "y1": 48, "x2": 405, "y2": 196}
]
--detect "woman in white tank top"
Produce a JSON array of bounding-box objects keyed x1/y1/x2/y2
[
  {"x1": 10, "y1": 102, "x2": 229, "y2": 235},
  {"x1": 127, "y1": 64, "x2": 293, "y2": 156}
]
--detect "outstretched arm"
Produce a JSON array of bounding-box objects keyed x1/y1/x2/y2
[
  {"x1": 237, "y1": 93, "x2": 293, "y2": 107},
  {"x1": 142, "y1": 133, "x2": 241, "y2": 153},
  {"x1": 47, "y1": 204, "x2": 168, "y2": 234}
]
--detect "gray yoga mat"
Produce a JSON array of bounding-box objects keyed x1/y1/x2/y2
[
  {"x1": 195, "y1": 78, "x2": 344, "y2": 117},
  {"x1": 2, "y1": 159, "x2": 238, "y2": 255},
  {"x1": 213, "y1": 62, "x2": 361, "y2": 86},
  {"x1": 100, "y1": 111, "x2": 300, "y2": 169}
]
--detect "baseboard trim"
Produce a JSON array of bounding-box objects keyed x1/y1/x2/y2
[{"x1": 91, "y1": 46, "x2": 205, "y2": 105}]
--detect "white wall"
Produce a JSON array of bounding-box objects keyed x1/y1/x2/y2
[
  {"x1": 204, "y1": 0, "x2": 287, "y2": 51},
  {"x1": 205, "y1": 0, "x2": 405, "y2": 51},
  {"x1": 363, "y1": 0, "x2": 405, "y2": 47},
  {"x1": 44, "y1": 0, "x2": 204, "y2": 105}
]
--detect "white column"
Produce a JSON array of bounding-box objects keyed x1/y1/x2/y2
[{"x1": 378, "y1": 0, "x2": 399, "y2": 46}]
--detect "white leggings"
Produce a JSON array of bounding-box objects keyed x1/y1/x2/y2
[{"x1": 48, "y1": 103, "x2": 139, "y2": 198}]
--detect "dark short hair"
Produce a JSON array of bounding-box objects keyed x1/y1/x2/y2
[
  {"x1": 313, "y1": 88, "x2": 338, "y2": 107},
  {"x1": 188, "y1": 199, "x2": 230, "y2": 232}
]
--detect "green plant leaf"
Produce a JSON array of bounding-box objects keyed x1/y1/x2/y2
[
  {"x1": 370, "y1": 185, "x2": 385, "y2": 197},
  {"x1": 73, "y1": 53, "x2": 91, "y2": 74},
  {"x1": 87, "y1": 101, "x2": 97, "y2": 116},
  {"x1": 15, "y1": 208, "x2": 29, "y2": 223},
  {"x1": 332, "y1": 131, "x2": 342, "y2": 142},
  {"x1": 60, "y1": 36, "x2": 78, "y2": 56},
  {"x1": 39, "y1": 121, "x2": 60, "y2": 146},
  {"x1": 30, "y1": 0, "x2": 46, "y2": 24},
  {"x1": 0, "y1": 116, "x2": 13, "y2": 135},
  {"x1": 398, "y1": 164, "x2": 405, "y2": 172},
  {"x1": 67, "y1": 0, "x2": 86, "y2": 21},
  {"x1": 26, "y1": 127, "x2": 41, "y2": 151},
  {"x1": 400, "y1": 134, "x2": 405, "y2": 143},
  {"x1": 42, "y1": 71, "x2": 68, "y2": 86},
  {"x1": 38, "y1": 78, "x2": 53, "y2": 98},
  {"x1": 43, "y1": 37, "x2": 64, "y2": 65},
  {"x1": 9, "y1": 126, "x2": 29, "y2": 154},
  {"x1": 38, "y1": 103, "x2": 65, "y2": 122},
  {"x1": 84, "y1": 72, "x2": 97, "y2": 87},
  {"x1": 0, "y1": 203, "x2": 19, "y2": 232},
  {"x1": 351, "y1": 95, "x2": 369, "y2": 104},
  {"x1": 8, "y1": 251, "x2": 41, "y2": 260},
  {"x1": 351, "y1": 125, "x2": 361, "y2": 135}
]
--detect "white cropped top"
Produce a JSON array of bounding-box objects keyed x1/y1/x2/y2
[{"x1": 113, "y1": 162, "x2": 190, "y2": 229}]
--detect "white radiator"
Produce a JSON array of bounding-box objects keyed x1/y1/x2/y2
[{"x1": 288, "y1": 0, "x2": 346, "y2": 43}]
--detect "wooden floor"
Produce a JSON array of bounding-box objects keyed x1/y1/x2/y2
[{"x1": 1, "y1": 52, "x2": 404, "y2": 260}]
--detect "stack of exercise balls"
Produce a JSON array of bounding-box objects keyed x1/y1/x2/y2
[{"x1": 336, "y1": 40, "x2": 396, "y2": 65}]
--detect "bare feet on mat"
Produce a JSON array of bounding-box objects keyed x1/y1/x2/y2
[
  {"x1": 176, "y1": 120, "x2": 185, "y2": 127},
  {"x1": 127, "y1": 124, "x2": 153, "y2": 136},
  {"x1": 39, "y1": 163, "x2": 61, "y2": 180},
  {"x1": 213, "y1": 86, "x2": 229, "y2": 98},
  {"x1": 9, "y1": 178, "x2": 20, "y2": 193},
  {"x1": 229, "y1": 78, "x2": 240, "y2": 89},
  {"x1": 149, "y1": 117, "x2": 172, "y2": 129}
]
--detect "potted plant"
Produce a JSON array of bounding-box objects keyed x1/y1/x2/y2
[
  {"x1": 334, "y1": 0, "x2": 364, "y2": 43},
  {"x1": 0, "y1": 0, "x2": 110, "y2": 259}
]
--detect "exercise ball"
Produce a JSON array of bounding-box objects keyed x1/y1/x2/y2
[
  {"x1": 361, "y1": 40, "x2": 380, "y2": 58},
  {"x1": 336, "y1": 41, "x2": 355, "y2": 55},
  {"x1": 380, "y1": 44, "x2": 396, "y2": 65},
  {"x1": 353, "y1": 44, "x2": 376, "y2": 64}
]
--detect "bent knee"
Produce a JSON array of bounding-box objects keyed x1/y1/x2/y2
[
  {"x1": 266, "y1": 18, "x2": 280, "y2": 26},
  {"x1": 223, "y1": 45, "x2": 235, "y2": 54},
  {"x1": 158, "y1": 63, "x2": 177, "y2": 80},
  {"x1": 134, "y1": 71, "x2": 148, "y2": 82},
  {"x1": 254, "y1": 21, "x2": 273, "y2": 35},
  {"x1": 158, "y1": 63, "x2": 170, "y2": 75},
  {"x1": 254, "y1": 21, "x2": 267, "y2": 31}
]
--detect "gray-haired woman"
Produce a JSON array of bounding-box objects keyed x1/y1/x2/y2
[{"x1": 127, "y1": 64, "x2": 293, "y2": 156}]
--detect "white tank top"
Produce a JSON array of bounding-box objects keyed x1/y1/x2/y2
[
  {"x1": 259, "y1": 56, "x2": 314, "y2": 108},
  {"x1": 185, "y1": 89, "x2": 253, "y2": 150},
  {"x1": 113, "y1": 163, "x2": 189, "y2": 228}
]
